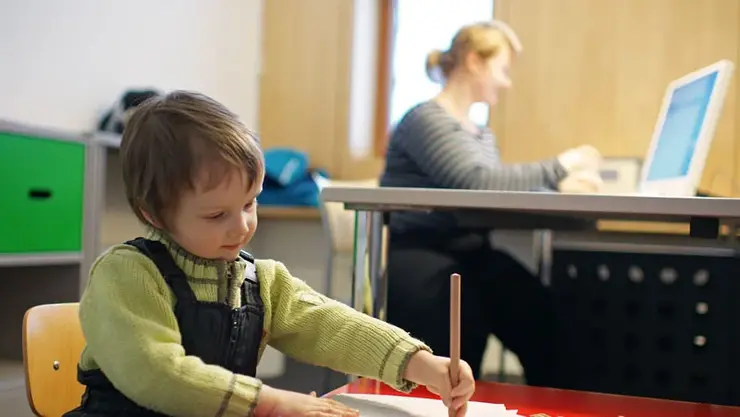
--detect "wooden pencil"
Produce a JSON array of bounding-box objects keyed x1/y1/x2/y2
[{"x1": 449, "y1": 273, "x2": 461, "y2": 417}]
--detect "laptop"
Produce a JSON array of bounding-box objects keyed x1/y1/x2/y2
[{"x1": 619, "y1": 59, "x2": 735, "y2": 197}]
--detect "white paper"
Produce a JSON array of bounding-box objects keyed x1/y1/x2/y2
[{"x1": 331, "y1": 394, "x2": 523, "y2": 417}]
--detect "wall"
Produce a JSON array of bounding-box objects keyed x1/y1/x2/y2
[
  {"x1": 494, "y1": 0, "x2": 740, "y2": 197},
  {"x1": 258, "y1": 0, "x2": 387, "y2": 180},
  {"x1": 0, "y1": 0, "x2": 263, "y2": 131},
  {"x1": 257, "y1": 0, "x2": 740, "y2": 378},
  {"x1": 258, "y1": 0, "x2": 353, "y2": 176},
  {"x1": 0, "y1": 0, "x2": 287, "y2": 377},
  {"x1": 260, "y1": 0, "x2": 740, "y2": 197}
]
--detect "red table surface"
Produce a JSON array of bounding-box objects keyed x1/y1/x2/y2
[{"x1": 328, "y1": 378, "x2": 740, "y2": 417}]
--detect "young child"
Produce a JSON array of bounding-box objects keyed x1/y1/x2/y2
[{"x1": 64, "y1": 91, "x2": 475, "y2": 417}]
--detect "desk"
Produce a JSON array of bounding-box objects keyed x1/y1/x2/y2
[
  {"x1": 330, "y1": 379, "x2": 740, "y2": 417},
  {"x1": 320, "y1": 187, "x2": 740, "y2": 313}
]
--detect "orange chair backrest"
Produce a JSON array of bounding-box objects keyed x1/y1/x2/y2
[{"x1": 22, "y1": 303, "x2": 85, "y2": 417}]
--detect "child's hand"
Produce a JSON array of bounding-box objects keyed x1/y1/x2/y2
[
  {"x1": 254, "y1": 385, "x2": 359, "y2": 417},
  {"x1": 403, "y1": 350, "x2": 476, "y2": 417}
]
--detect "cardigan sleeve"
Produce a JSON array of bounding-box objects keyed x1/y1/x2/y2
[
  {"x1": 259, "y1": 259, "x2": 431, "y2": 391},
  {"x1": 78, "y1": 247, "x2": 262, "y2": 417}
]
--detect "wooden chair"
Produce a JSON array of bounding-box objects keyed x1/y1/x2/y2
[{"x1": 22, "y1": 303, "x2": 85, "y2": 417}]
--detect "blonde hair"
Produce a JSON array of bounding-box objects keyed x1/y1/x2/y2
[{"x1": 426, "y1": 20, "x2": 522, "y2": 83}]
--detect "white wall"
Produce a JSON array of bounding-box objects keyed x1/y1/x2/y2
[
  {"x1": 0, "y1": 0, "x2": 283, "y2": 377},
  {"x1": 0, "y1": 0, "x2": 263, "y2": 132}
]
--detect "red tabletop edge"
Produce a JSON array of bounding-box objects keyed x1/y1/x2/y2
[{"x1": 327, "y1": 378, "x2": 740, "y2": 417}]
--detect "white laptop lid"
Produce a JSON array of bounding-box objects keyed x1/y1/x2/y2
[{"x1": 638, "y1": 59, "x2": 734, "y2": 197}]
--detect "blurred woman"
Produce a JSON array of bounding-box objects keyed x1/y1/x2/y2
[{"x1": 380, "y1": 20, "x2": 602, "y2": 385}]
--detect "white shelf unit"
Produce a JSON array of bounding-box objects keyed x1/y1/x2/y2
[
  {"x1": 0, "y1": 120, "x2": 98, "y2": 369},
  {"x1": 0, "y1": 253, "x2": 84, "y2": 267}
]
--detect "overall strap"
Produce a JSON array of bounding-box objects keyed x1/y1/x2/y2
[
  {"x1": 239, "y1": 250, "x2": 254, "y2": 264},
  {"x1": 239, "y1": 250, "x2": 256, "y2": 282},
  {"x1": 239, "y1": 250, "x2": 262, "y2": 307},
  {"x1": 125, "y1": 238, "x2": 197, "y2": 303}
]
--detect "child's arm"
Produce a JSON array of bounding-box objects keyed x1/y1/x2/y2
[
  {"x1": 258, "y1": 260, "x2": 431, "y2": 392},
  {"x1": 79, "y1": 247, "x2": 261, "y2": 417}
]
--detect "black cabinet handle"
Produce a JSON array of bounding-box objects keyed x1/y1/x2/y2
[{"x1": 28, "y1": 188, "x2": 52, "y2": 200}]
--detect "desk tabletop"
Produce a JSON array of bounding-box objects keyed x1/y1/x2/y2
[
  {"x1": 330, "y1": 379, "x2": 740, "y2": 417},
  {"x1": 321, "y1": 187, "x2": 740, "y2": 222}
]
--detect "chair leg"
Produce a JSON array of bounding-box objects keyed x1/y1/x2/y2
[
  {"x1": 375, "y1": 268, "x2": 388, "y2": 321},
  {"x1": 498, "y1": 347, "x2": 507, "y2": 382},
  {"x1": 363, "y1": 267, "x2": 373, "y2": 316},
  {"x1": 325, "y1": 249, "x2": 334, "y2": 298}
]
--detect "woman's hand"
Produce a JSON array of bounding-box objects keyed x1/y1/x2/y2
[
  {"x1": 557, "y1": 145, "x2": 602, "y2": 173},
  {"x1": 254, "y1": 385, "x2": 360, "y2": 417},
  {"x1": 403, "y1": 350, "x2": 476, "y2": 417},
  {"x1": 558, "y1": 169, "x2": 604, "y2": 193}
]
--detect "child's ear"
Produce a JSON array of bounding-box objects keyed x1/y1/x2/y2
[{"x1": 140, "y1": 208, "x2": 163, "y2": 229}]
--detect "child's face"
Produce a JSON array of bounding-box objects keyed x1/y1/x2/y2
[{"x1": 167, "y1": 168, "x2": 263, "y2": 261}]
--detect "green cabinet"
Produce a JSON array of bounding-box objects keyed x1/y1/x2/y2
[{"x1": 0, "y1": 132, "x2": 85, "y2": 253}]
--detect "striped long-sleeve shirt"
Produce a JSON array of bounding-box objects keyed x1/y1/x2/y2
[{"x1": 380, "y1": 100, "x2": 568, "y2": 234}]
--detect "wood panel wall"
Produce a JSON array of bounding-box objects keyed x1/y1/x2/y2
[
  {"x1": 258, "y1": 0, "x2": 353, "y2": 176},
  {"x1": 259, "y1": 0, "x2": 740, "y2": 196},
  {"x1": 495, "y1": 0, "x2": 740, "y2": 196}
]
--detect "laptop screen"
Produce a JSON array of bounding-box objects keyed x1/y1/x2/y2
[{"x1": 645, "y1": 70, "x2": 719, "y2": 181}]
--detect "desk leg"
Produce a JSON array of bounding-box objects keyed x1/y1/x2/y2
[
  {"x1": 368, "y1": 212, "x2": 384, "y2": 320},
  {"x1": 348, "y1": 211, "x2": 369, "y2": 384},
  {"x1": 351, "y1": 211, "x2": 369, "y2": 313},
  {"x1": 348, "y1": 211, "x2": 385, "y2": 383},
  {"x1": 538, "y1": 230, "x2": 553, "y2": 287}
]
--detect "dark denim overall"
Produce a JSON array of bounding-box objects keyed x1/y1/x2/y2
[{"x1": 64, "y1": 238, "x2": 265, "y2": 416}]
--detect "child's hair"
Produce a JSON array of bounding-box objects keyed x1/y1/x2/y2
[
  {"x1": 120, "y1": 90, "x2": 264, "y2": 228},
  {"x1": 426, "y1": 20, "x2": 523, "y2": 83}
]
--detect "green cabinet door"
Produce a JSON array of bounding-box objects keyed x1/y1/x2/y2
[{"x1": 0, "y1": 132, "x2": 85, "y2": 253}]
